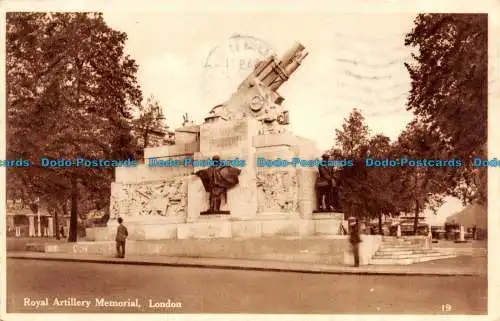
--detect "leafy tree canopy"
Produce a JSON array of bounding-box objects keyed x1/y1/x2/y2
[
  {"x1": 7, "y1": 12, "x2": 143, "y2": 241},
  {"x1": 405, "y1": 13, "x2": 487, "y2": 204}
]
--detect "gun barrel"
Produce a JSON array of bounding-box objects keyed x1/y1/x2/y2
[
  {"x1": 278, "y1": 43, "x2": 307, "y2": 72},
  {"x1": 284, "y1": 51, "x2": 308, "y2": 76},
  {"x1": 250, "y1": 42, "x2": 308, "y2": 92}
]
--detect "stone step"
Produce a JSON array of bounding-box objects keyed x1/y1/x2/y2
[
  {"x1": 382, "y1": 239, "x2": 424, "y2": 244},
  {"x1": 378, "y1": 244, "x2": 428, "y2": 248},
  {"x1": 374, "y1": 250, "x2": 441, "y2": 257},
  {"x1": 373, "y1": 237, "x2": 440, "y2": 265},
  {"x1": 383, "y1": 235, "x2": 426, "y2": 242},
  {"x1": 381, "y1": 240, "x2": 431, "y2": 245},
  {"x1": 373, "y1": 251, "x2": 446, "y2": 259},
  {"x1": 381, "y1": 242, "x2": 427, "y2": 246},
  {"x1": 378, "y1": 246, "x2": 431, "y2": 252},
  {"x1": 374, "y1": 249, "x2": 436, "y2": 256},
  {"x1": 378, "y1": 247, "x2": 430, "y2": 252},
  {"x1": 370, "y1": 254, "x2": 457, "y2": 265}
]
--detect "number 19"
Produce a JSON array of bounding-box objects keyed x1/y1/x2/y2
[{"x1": 441, "y1": 304, "x2": 452, "y2": 312}]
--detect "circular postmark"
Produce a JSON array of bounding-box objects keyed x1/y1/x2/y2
[{"x1": 202, "y1": 34, "x2": 275, "y2": 101}]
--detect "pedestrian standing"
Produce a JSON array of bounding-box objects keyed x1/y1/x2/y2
[
  {"x1": 349, "y1": 221, "x2": 362, "y2": 267},
  {"x1": 115, "y1": 217, "x2": 128, "y2": 258}
]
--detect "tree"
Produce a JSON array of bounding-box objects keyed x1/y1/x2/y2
[
  {"x1": 365, "y1": 134, "x2": 397, "y2": 234},
  {"x1": 332, "y1": 108, "x2": 370, "y2": 158},
  {"x1": 331, "y1": 110, "x2": 458, "y2": 235},
  {"x1": 132, "y1": 94, "x2": 167, "y2": 154},
  {"x1": 393, "y1": 120, "x2": 453, "y2": 234},
  {"x1": 6, "y1": 12, "x2": 142, "y2": 242},
  {"x1": 405, "y1": 13, "x2": 487, "y2": 205},
  {"x1": 333, "y1": 110, "x2": 399, "y2": 230},
  {"x1": 333, "y1": 109, "x2": 372, "y2": 220}
]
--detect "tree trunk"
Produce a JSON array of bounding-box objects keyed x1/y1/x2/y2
[
  {"x1": 413, "y1": 198, "x2": 420, "y2": 236},
  {"x1": 68, "y1": 176, "x2": 78, "y2": 242},
  {"x1": 143, "y1": 127, "x2": 150, "y2": 149},
  {"x1": 54, "y1": 209, "x2": 60, "y2": 240},
  {"x1": 378, "y1": 213, "x2": 383, "y2": 235},
  {"x1": 62, "y1": 201, "x2": 68, "y2": 240},
  {"x1": 413, "y1": 172, "x2": 419, "y2": 236}
]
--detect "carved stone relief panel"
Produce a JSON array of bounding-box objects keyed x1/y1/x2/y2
[
  {"x1": 256, "y1": 170, "x2": 298, "y2": 213},
  {"x1": 110, "y1": 178, "x2": 187, "y2": 219}
]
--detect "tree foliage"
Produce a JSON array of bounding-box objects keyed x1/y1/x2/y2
[
  {"x1": 365, "y1": 134, "x2": 400, "y2": 230},
  {"x1": 333, "y1": 108, "x2": 370, "y2": 158},
  {"x1": 6, "y1": 12, "x2": 143, "y2": 241},
  {"x1": 332, "y1": 110, "x2": 456, "y2": 234},
  {"x1": 333, "y1": 109, "x2": 372, "y2": 220},
  {"x1": 132, "y1": 94, "x2": 167, "y2": 153},
  {"x1": 405, "y1": 13, "x2": 487, "y2": 204},
  {"x1": 393, "y1": 120, "x2": 454, "y2": 233}
]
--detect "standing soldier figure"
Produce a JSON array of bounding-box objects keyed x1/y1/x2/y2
[
  {"x1": 328, "y1": 150, "x2": 342, "y2": 212},
  {"x1": 315, "y1": 153, "x2": 335, "y2": 212}
]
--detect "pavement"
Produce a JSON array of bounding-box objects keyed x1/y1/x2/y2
[
  {"x1": 6, "y1": 259, "x2": 487, "y2": 313},
  {"x1": 7, "y1": 251, "x2": 486, "y2": 276}
]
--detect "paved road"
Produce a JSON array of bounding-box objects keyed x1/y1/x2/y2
[{"x1": 6, "y1": 259, "x2": 487, "y2": 314}]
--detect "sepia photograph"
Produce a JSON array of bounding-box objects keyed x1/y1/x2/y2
[{"x1": 1, "y1": 2, "x2": 498, "y2": 320}]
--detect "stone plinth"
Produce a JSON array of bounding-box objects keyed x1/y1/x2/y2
[
  {"x1": 188, "y1": 118, "x2": 260, "y2": 222},
  {"x1": 312, "y1": 212, "x2": 344, "y2": 236},
  {"x1": 297, "y1": 167, "x2": 319, "y2": 219},
  {"x1": 114, "y1": 162, "x2": 193, "y2": 184},
  {"x1": 102, "y1": 122, "x2": 344, "y2": 240},
  {"x1": 35, "y1": 236, "x2": 352, "y2": 266},
  {"x1": 254, "y1": 132, "x2": 319, "y2": 218},
  {"x1": 177, "y1": 221, "x2": 232, "y2": 239},
  {"x1": 173, "y1": 124, "x2": 200, "y2": 144},
  {"x1": 199, "y1": 118, "x2": 259, "y2": 154},
  {"x1": 231, "y1": 221, "x2": 263, "y2": 238},
  {"x1": 87, "y1": 219, "x2": 180, "y2": 241},
  {"x1": 312, "y1": 212, "x2": 344, "y2": 220},
  {"x1": 144, "y1": 141, "x2": 199, "y2": 159},
  {"x1": 88, "y1": 214, "x2": 345, "y2": 241}
]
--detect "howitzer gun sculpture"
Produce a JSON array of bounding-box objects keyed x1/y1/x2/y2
[{"x1": 205, "y1": 43, "x2": 309, "y2": 134}]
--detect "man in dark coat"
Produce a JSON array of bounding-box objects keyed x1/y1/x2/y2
[
  {"x1": 115, "y1": 217, "x2": 128, "y2": 258},
  {"x1": 349, "y1": 220, "x2": 362, "y2": 267},
  {"x1": 195, "y1": 155, "x2": 242, "y2": 214}
]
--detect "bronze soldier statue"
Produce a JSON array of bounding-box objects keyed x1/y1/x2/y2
[
  {"x1": 328, "y1": 151, "x2": 342, "y2": 212},
  {"x1": 314, "y1": 153, "x2": 336, "y2": 212},
  {"x1": 195, "y1": 155, "x2": 242, "y2": 214}
]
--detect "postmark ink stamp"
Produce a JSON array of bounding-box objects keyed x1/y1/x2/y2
[{"x1": 202, "y1": 34, "x2": 275, "y2": 97}]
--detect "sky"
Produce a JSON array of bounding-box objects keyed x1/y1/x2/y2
[
  {"x1": 102, "y1": 12, "x2": 462, "y2": 222},
  {"x1": 103, "y1": 12, "x2": 416, "y2": 149}
]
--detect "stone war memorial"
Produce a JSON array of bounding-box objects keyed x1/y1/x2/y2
[
  {"x1": 28, "y1": 41, "x2": 455, "y2": 266},
  {"x1": 86, "y1": 42, "x2": 347, "y2": 241}
]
